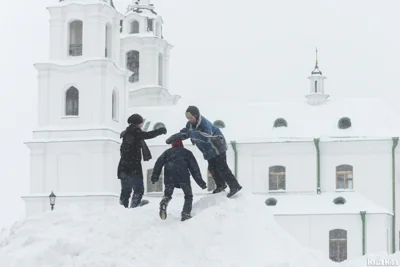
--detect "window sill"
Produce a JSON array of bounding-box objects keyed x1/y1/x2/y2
[
  {"x1": 112, "y1": 118, "x2": 119, "y2": 122},
  {"x1": 268, "y1": 190, "x2": 286, "y2": 193},
  {"x1": 335, "y1": 189, "x2": 354, "y2": 192},
  {"x1": 61, "y1": 116, "x2": 79, "y2": 119}
]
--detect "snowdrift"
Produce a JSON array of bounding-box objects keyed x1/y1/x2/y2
[{"x1": 0, "y1": 193, "x2": 398, "y2": 267}]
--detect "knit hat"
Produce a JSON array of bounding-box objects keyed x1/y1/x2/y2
[
  {"x1": 127, "y1": 114, "x2": 144, "y2": 125},
  {"x1": 172, "y1": 139, "x2": 183, "y2": 147},
  {"x1": 185, "y1": 106, "x2": 200, "y2": 120}
]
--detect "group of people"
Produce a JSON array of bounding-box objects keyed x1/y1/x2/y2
[{"x1": 117, "y1": 105, "x2": 243, "y2": 221}]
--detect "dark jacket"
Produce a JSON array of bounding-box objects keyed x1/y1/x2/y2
[
  {"x1": 151, "y1": 146, "x2": 206, "y2": 188},
  {"x1": 117, "y1": 124, "x2": 165, "y2": 179},
  {"x1": 179, "y1": 115, "x2": 228, "y2": 160}
]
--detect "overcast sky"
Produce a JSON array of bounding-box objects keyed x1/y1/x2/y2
[{"x1": 1, "y1": 0, "x2": 400, "y2": 229}]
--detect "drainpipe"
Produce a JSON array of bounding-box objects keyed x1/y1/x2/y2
[
  {"x1": 313, "y1": 138, "x2": 321, "y2": 194},
  {"x1": 392, "y1": 137, "x2": 398, "y2": 253},
  {"x1": 360, "y1": 211, "x2": 366, "y2": 255},
  {"x1": 230, "y1": 141, "x2": 238, "y2": 178}
]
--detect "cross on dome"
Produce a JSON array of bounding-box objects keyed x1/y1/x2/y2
[{"x1": 311, "y1": 47, "x2": 322, "y2": 75}]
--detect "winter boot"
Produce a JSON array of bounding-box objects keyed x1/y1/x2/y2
[
  {"x1": 212, "y1": 184, "x2": 227, "y2": 194},
  {"x1": 159, "y1": 203, "x2": 168, "y2": 220},
  {"x1": 139, "y1": 199, "x2": 149, "y2": 207},
  {"x1": 227, "y1": 185, "x2": 242, "y2": 198},
  {"x1": 181, "y1": 212, "x2": 192, "y2": 221}
]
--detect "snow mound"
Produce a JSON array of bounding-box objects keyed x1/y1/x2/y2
[{"x1": 0, "y1": 193, "x2": 396, "y2": 267}]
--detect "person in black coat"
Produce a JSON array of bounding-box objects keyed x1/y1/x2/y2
[
  {"x1": 117, "y1": 114, "x2": 167, "y2": 208},
  {"x1": 151, "y1": 139, "x2": 207, "y2": 221}
]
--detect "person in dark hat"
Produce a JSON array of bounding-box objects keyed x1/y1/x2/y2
[
  {"x1": 175, "y1": 105, "x2": 242, "y2": 198},
  {"x1": 117, "y1": 113, "x2": 167, "y2": 208},
  {"x1": 151, "y1": 139, "x2": 207, "y2": 221}
]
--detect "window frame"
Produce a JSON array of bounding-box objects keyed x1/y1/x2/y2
[{"x1": 268, "y1": 165, "x2": 286, "y2": 191}]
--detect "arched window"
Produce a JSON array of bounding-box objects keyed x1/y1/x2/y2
[
  {"x1": 158, "y1": 53, "x2": 163, "y2": 86},
  {"x1": 147, "y1": 168, "x2": 163, "y2": 193},
  {"x1": 269, "y1": 166, "x2": 286, "y2": 191},
  {"x1": 112, "y1": 90, "x2": 118, "y2": 120},
  {"x1": 69, "y1": 20, "x2": 83, "y2": 56},
  {"x1": 273, "y1": 118, "x2": 287, "y2": 128},
  {"x1": 126, "y1": 50, "x2": 140, "y2": 83},
  {"x1": 329, "y1": 229, "x2": 347, "y2": 262},
  {"x1": 65, "y1": 86, "x2": 79, "y2": 116},
  {"x1": 207, "y1": 170, "x2": 217, "y2": 192},
  {"x1": 147, "y1": 18, "x2": 154, "y2": 31},
  {"x1": 336, "y1": 165, "x2": 353, "y2": 190},
  {"x1": 105, "y1": 24, "x2": 112, "y2": 58},
  {"x1": 130, "y1": 20, "x2": 139, "y2": 34}
]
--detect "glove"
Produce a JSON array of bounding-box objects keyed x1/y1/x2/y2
[
  {"x1": 158, "y1": 127, "x2": 167, "y2": 135},
  {"x1": 200, "y1": 183, "x2": 207, "y2": 190}
]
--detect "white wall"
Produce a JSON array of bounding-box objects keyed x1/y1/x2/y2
[
  {"x1": 274, "y1": 213, "x2": 389, "y2": 261},
  {"x1": 22, "y1": 195, "x2": 119, "y2": 218},
  {"x1": 236, "y1": 141, "x2": 316, "y2": 194},
  {"x1": 120, "y1": 37, "x2": 171, "y2": 89},
  {"x1": 234, "y1": 140, "x2": 394, "y2": 214},
  {"x1": 35, "y1": 61, "x2": 127, "y2": 133},
  {"x1": 24, "y1": 140, "x2": 121, "y2": 216},
  {"x1": 27, "y1": 140, "x2": 120, "y2": 194},
  {"x1": 320, "y1": 140, "x2": 393, "y2": 215},
  {"x1": 48, "y1": 4, "x2": 121, "y2": 61}
]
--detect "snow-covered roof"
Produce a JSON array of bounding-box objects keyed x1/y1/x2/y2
[
  {"x1": 55, "y1": 0, "x2": 116, "y2": 9},
  {"x1": 127, "y1": 97, "x2": 399, "y2": 146},
  {"x1": 263, "y1": 192, "x2": 392, "y2": 215}
]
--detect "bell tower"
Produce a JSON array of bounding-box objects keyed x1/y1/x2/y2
[
  {"x1": 120, "y1": 0, "x2": 181, "y2": 107},
  {"x1": 23, "y1": 0, "x2": 131, "y2": 216},
  {"x1": 305, "y1": 48, "x2": 329, "y2": 105}
]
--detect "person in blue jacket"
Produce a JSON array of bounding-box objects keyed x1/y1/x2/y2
[
  {"x1": 151, "y1": 139, "x2": 207, "y2": 221},
  {"x1": 177, "y1": 105, "x2": 242, "y2": 198}
]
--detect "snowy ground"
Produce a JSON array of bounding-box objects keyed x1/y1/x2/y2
[{"x1": 0, "y1": 192, "x2": 399, "y2": 267}]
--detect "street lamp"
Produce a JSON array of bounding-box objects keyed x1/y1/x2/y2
[{"x1": 49, "y1": 191, "x2": 56, "y2": 211}]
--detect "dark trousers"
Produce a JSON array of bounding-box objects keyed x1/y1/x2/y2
[
  {"x1": 120, "y1": 174, "x2": 144, "y2": 208},
  {"x1": 208, "y1": 152, "x2": 240, "y2": 189},
  {"x1": 160, "y1": 183, "x2": 193, "y2": 215}
]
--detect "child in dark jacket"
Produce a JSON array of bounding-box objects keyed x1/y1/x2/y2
[{"x1": 151, "y1": 139, "x2": 207, "y2": 221}]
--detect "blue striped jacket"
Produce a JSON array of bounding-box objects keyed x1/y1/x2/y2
[{"x1": 180, "y1": 115, "x2": 228, "y2": 160}]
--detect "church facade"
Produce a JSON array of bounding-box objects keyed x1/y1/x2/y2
[{"x1": 23, "y1": 0, "x2": 400, "y2": 262}]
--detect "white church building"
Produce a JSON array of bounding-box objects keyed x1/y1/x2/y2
[{"x1": 22, "y1": 0, "x2": 400, "y2": 263}]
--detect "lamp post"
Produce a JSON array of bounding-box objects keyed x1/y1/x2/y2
[{"x1": 49, "y1": 191, "x2": 56, "y2": 211}]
